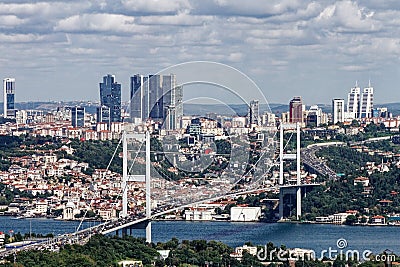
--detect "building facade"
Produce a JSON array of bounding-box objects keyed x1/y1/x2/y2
[
  {"x1": 248, "y1": 99, "x2": 260, "y2": 126},
  {"x1": 3, "y1": 78, "x2": 16, "y2": 119},
  {"x1": 96, "y1": 105, "x2": 111, "y2": 126},
  {"x1": 332, "y1": 99, "x2": 345, "y2": 124},
  {"x1": 289, "y1": 96, "x2": 303, "y2": 124},
  {"x1": 99, "y1": 74, "x2": 121, "y2": 123},
  {"x1": 359, "y1": 82, "x2": 374, "y2": 118},
  {"x1": 347, "y1": 83, "x2": 360, "y2": 119},
  {"x1": 130, "y1": 74, "x2": 148, "y2": 123},
  {"x1": 130, "y1": 74, "x2": 183, "y2": 129},
  {"x1": 71, "y1": 106, "x2": 85, "y2": 128}
]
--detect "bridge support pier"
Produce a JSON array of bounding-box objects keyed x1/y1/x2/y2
[
  {"x1": 296, "y1": 187, "x2": 301, "y2": 220},
  {"x1": 279, "y1": 186, "x2": 302, "y2": 220}
]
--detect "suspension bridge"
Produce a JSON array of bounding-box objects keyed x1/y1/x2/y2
[{"x1": 0, "y1": 122, "x2": 328, "y2": 258}]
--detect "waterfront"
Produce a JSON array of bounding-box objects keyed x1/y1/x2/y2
[{"x1": 1, "y1": 216, "x2": 399, "y2": 254}]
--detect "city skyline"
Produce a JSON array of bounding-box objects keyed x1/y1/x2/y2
[{"x1": 1, "y1": 1, "x2": 400, "y2": 104}]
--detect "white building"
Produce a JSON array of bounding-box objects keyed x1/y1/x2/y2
[
  {"x1": 359, "y1": 82, "x2": 374, "y2": 118},
  {"x1": 63, "y1": 201, "x2": 79, "y2": 220},
  {"x1": 262, "y1": 112, "x2": 276, "y2": 126},
  {"x1": 307, "y1": 105, "x2": 323, "y2": 126},
  {"x1": 35, "y1": 200, "x2": 48, "y2": 215},
  {"x1": 230, "y1": 207, "x2": 261, "y2": 222},
  {"x1": 347, "y1": 83, "x2": 360, "y2": 119},
  {"x1": 332, "y1": 213, "x2": 349, "y2": 224},
  {"x1": 184, "y1": 209, "x2": 212, "y2": 221}
]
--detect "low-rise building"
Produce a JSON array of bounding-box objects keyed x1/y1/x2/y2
[{"x1": 230, "y1": 207, "x2": 261, "y2": 222}]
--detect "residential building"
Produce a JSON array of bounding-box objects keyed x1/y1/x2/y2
[
  {"x1": 99, "y1": 74, "x2": 121, "y2": 123},
  {"x1": 332, "y1": 99, "x2": 345, "y2": 124},
  {"x1": 3, "y1": 78, "x2": 16, "y2": 119},
  {"x1": 262, "y1": 112, "x2": 276, "y2": 126}
]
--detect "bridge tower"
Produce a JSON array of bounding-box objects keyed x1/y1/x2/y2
[
  {"x1": 278, "y1": 122, "x2": 302, "y2": 220},
  {"x1": 122, "y1": 131, "x2": 152, "y2": 243}
]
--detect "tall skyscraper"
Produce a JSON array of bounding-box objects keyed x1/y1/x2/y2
[
  {"x1": 99, "y1": 74, "x2": 121, "y2": 123},
  {"x1": 71, "y1": 106, "x2": 85, "y2": 128},
  {"x1": 359, "y1": 81, "x2": 374, "y2": 118},
  {"x1": 130, "y1": 74, "x2": 183, "y2": 128},
  {"x1": 130, "y1": 74, "x2": 148, "y2": 123},
  {"x1": 248, "y1": 99, "x2": 260, "y2": 126},
  {"x1": 289, "y1": 96, "x2": 303, "y2": 123},
  {"x1": 347, "y1": 82, "x2": 360, "y2": 119},
  {"x1": 3, "y1": 78, "x2": 16, "y2": 119},
  {"x1": 332, "y1": 99, "x2": 345, "y2": 124}
]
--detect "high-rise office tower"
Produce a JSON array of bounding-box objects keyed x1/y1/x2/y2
[
  {"x1": 3, "y1": 78, "x2": 16, "y2": 119},
  {"x1": 347, "y1": 82, "x2": 360, "y2": 119},
  {"x1": 71, "y1": 106, "x2": 85, "y2": 128},
  {"x1": 289, "y1": 96, "x2": 303, "y2": 123},
  {"x1": 130, "y1": 74, "x2": 148, "y2": 123},
  {"x1": 306, "y1": 105, "x2": 323, "y2": 127},
  {"x1": 99, "y1": 74, "x2": 121, "y2": 123},
  {"x1": 97, "y1": 106, "x2": 111, "y2": 126},
  {"x1": 359, "y1": 81, "x2": 374, "y2": 118},
  {"x1": 248, "y1": 99, "x2": 260, "y2": 126},
  {"x1": 332, "y1": 99, "x2": 345, "y2": 124},
  {"x1": 130, "y1": 74, "x2": 183, "y2": 128}
]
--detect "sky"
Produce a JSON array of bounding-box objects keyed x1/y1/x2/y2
[{"x1": 1, "y1": 0, "x2": 400, "y2": 105}]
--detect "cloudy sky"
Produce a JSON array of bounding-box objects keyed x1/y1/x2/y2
[{"x1": 1, "y1": 0, "x2": 400, "y2": 105}]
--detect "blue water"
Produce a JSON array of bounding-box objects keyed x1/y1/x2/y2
[{"x1": 1, "y1": 217, "x2": 399, "y2": 254}]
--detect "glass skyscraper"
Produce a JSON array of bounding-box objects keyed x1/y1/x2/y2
[
  {"x1": 130, "y1": 74, "x2": 183, "y2": 129},
  {"x1": 3, "y1": 78, "x2": 16, "y2": 119},
  {"x1": 99, "y1": 74, "x2": 121, "y2": 123},
  {"x1": 71, "y1": 106, "x2": 85, "y2": 128}
]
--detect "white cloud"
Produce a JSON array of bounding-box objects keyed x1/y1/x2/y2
[
  {"x1": 54, "y1": 13, "x2": 147, "y2": 34},
  {"x1": 66, "y1": 47, "x2": 98, "y2": 55},
  {"x1": 192, "y1": 0, "x2": 303, "y2": 17},
  {"x1": 121, "y1": 0, "x2": 191, "y2": 13},
  {"x1": 0, "y1": 15, "x2": 26, "y2": 27},
  {"x1": 314, "y1": 1, "x2": 381, "y2": 33},
  {"x1": 227, "y1": 52, "x2": 243, "y2": 62},
  {"x1": 0, "y1": 33, "x2": 43, "y2": 43},
  {"x1": 138, "y1": 11, "x2": 211, "y2": 26}
]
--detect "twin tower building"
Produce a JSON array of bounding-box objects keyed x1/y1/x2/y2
[
  {"x1": 332, "y1": 81, "x2": 374, "y2": 124},
  {"x1": 98, "y1": 74, "x2": 183, "y2": 130}
]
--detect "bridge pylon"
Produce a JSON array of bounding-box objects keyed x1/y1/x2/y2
[
  {"x1": 122, "y1": 130, "x2": 152, "y2": 243},
  {"x1": 278, "y1": 122, "x2": 302, "y2": 220}
]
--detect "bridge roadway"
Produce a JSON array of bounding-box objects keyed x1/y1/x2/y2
[
  {"x1": 301, "y1": 142, "x2": 345, "y2": 180},
  {"x1": 301, "y1": 136, "x2": 392, "y2": 180}
]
